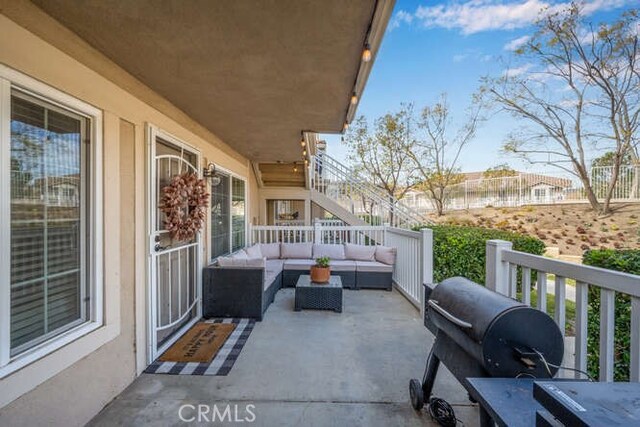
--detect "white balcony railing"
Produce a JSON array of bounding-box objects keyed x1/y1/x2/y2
[
  {"x1": 249, "y1": 224, "x2": 433, "y2": 311},
  {"x1": 386, "y1": 227, "x2": 433, "y2": 309},
  {"x1": 487, "y1": 240, "x2": 640, "y2": 382}
]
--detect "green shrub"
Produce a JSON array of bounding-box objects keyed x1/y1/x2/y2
[
  {"x1": 583, "y1": 249, "x2": 640, "y2": 381},
  {"x1": 416, "y1": 225, "x2": 546, "y2": 285}
]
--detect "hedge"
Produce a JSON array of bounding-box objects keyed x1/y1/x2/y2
[
  {"x1": 583, "y1": 249, "x2": 640, "y2": 381},
  {"x1": 416, "y1": 225, "x2": 546, "y2": 285}
]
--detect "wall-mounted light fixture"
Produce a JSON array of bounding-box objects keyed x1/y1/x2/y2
[
  {"x1": 203, "y1": 162, "x2": 222, "y2": 186},
  {"x1": 362, "y1": 43, "x2": 372, "y2": 62}
]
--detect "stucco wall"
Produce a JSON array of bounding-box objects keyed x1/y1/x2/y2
[{"x1": 0, "y1": 7, "x2": 256, "y2": 425}]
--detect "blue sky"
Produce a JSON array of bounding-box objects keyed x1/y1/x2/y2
[{"x1": 322, "y1": 0, "x2": 635, "y2": 173}]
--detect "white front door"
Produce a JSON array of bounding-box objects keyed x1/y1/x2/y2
[{"x1": 147, "y1": 127, "x2": 202, "y2": 363}]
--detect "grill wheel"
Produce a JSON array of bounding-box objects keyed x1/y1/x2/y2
[{"x1": 409, "y1": 378, "x2": 424, "y2": 410}]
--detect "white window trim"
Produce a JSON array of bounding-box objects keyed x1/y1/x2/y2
[
  {"x1": 0, "y1": 64, "x2": 104, "y2": 380},
  {"x1": 209, "y1": 164, "x2": 248, "y2": 263}
]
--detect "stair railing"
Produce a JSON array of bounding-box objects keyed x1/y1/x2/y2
[{"x1": 309, "y1": 154, "x2": 430, "y2": 228}]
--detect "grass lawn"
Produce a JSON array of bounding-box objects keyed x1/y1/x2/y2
[{"x1": 518, "y1": 289, "x2": 576, "y2": 336}]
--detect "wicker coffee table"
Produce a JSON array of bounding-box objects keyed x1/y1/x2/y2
[{"x1": 294, "y1": 275, "x2": 343, "y2": 313}]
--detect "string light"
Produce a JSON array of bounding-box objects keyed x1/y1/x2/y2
[
  {"x1": 350, "y1": 92, "x2": 358, "y2": 105},
  {"x1": 362, "y1": 44, "x2": 372, "y2": 62}
]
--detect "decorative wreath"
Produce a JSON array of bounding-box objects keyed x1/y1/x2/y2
[{"x1": 160, "y1": 172, "x2": 209, "y2": 241}]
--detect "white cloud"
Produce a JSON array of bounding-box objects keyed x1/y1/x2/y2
[
  {"x1": 504, "y1": 35, "x2": 531, "y2": 50},
  {"x1": 503, "y1": 63, "x2": 534, "y2": 77},
  {"x1": 453, "y1": 53, "x2": 469, "y2": 62},
  {"x1": 389, "y1": 9, "x2": 414, "y2": 30},
  {"x1": 391, "y1": 0, "x2": 633, "y2": 35}
]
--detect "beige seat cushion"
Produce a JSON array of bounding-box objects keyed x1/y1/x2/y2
[
  {"x1": 355, "y1": 261, "x2": 393, "y2": 273},
  {"x1": 312, "y1": 244, "x2": 346, "y2": 260},
  {"x1": 264, "y1": 269, "x2": 279, "y2": 289},
  {"x1": 281, "y1": 242, "x2": 313, "y2": 259},
  {"x1": 218, "y1": 256, "x2": 265, "y2": 268},
  {"x1": 283, "y1": 259, "x2": 315, "y2": 270},
  {"x1": 344, "y1": 243, "x2": 376, "y2": 261},
  {"x1": 266, "y1": 259, "x2": 284, "y2": 274},
  {"x1": 330, "y1": 260, "x2": 356, "y2": 272}
]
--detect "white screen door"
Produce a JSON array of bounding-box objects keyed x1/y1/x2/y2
[{"x1": 148, "y1": 127, "x2": 201, "y2": 362}]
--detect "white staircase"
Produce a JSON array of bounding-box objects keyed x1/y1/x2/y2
[{"x1": 309, "y1": 154, "x2": 430, "y2": 228}]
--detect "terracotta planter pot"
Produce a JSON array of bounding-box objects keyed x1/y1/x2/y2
[{"x1": 310, "y1": 266, "x2": 330, "y2": 283}]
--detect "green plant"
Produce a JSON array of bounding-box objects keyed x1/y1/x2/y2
[
  {"x1": 315, "y1": 256, "x2": 330, "y2": 268},
  {"x1": 583, "y1": 249, "x2": 640, "y2": 381},
  {"x1": 415, "y1": 225, "x2": 546, "y2": 285}
]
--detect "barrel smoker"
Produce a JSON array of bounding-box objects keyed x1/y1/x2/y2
[{"x1": 410, "y1": 277, "x2": 564, "y2": 421}]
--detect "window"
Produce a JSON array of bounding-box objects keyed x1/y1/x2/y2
[
  {"x1": 0, "y1": 69, "x2": 102, "y2": 373},
  {"x1": 210, "y1": 174, "x2": 230, "y2": 259},
  {"x1": 210, "y1": 172, "x2": 246, "y2": 259},
  {"x1": 231, "y1": 178, "x2": 245, "y2": 252}
]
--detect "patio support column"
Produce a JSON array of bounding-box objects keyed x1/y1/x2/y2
[{"x1": 486, "y1": 240, "x2": 512, "y2": 296}]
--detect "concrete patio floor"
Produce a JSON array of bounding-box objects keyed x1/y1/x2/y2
[{"x1": 89, "y1": 288, "x2": 479, "y2": 426}]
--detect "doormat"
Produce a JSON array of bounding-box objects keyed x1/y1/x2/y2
[
  {"x1": 145, "y1": 318, "x2": 255, "y2": 376},
  {"x1": 159, "y1": 322, "x2": 236, "y2": 363}
]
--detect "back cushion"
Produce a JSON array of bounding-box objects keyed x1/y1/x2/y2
[
  {"x1": 344, "y1": 243, "x2": 376, "y2": 261},
  {"x1": 375, "y1": 245, "x2": 397, "y2": 265},
  {"x1": 245, "y1": 244, "x2": 262, "y2": 258},
  {"x1": 280, "y1": 242, "x2": 313, "y2": 259},
  {"x1": 312, "y1": 244, "x2": 345, "y2": 260},
  {"x1": 231, "y1": 250, "x2": 248, "y2": 260},
  {"x1": 259, "y1": 243, "x2": 281, "y2": 259}
]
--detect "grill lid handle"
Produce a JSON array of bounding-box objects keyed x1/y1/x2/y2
[{"x1": 428, "y1": 300, "x2": 473, "y2": 329}]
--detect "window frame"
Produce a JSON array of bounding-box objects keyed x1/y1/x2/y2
[
  {"x1": 0, "y1": 65, "x2": 103, "y2": 378},
  {"x1": 209, "y1": 166, "x2": 247, "y2": 262}
]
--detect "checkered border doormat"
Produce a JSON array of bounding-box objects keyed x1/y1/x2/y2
[{"x1": 144, "y1": 318, "x2": 255, "y2": 376}]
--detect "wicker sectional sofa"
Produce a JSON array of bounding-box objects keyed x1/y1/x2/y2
[{"x1": 203, "y1": 242, "x2": 397, "y2": 320}]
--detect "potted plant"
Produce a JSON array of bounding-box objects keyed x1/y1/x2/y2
[{"x1": 310, "y1": 256, "x2": 331, "y2": 283}]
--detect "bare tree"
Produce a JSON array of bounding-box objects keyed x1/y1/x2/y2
[
  {"x1": 407, "y1": 93, "x2": 483, "y2": 216},
  {"x1": 343, "y1": 105, "x2": 418, "y2": 223},
  {"x1": 486, "y1": 4, "x2": 640, "y2": 214}
]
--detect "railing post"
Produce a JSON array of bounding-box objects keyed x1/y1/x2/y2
[
  {"x1": 421, "y1": 228, "x2": 434, "y2": 321},
  {"x1": 486, "y1": 240, "x2": 512, "y2": 296},
  {"x1": 314, "y1": 221, "x2": 322, "y2": 244},
  {"x1": 248, "y1": 223, "x2": 253, "y2": 245},
  {"x1": 383, "y1": 222, "x2": 390, "y2": 245}
]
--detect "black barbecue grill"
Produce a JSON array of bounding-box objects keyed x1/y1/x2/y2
[{"x1": 410, "y1": 277, "x2": 564, "y2": 416}]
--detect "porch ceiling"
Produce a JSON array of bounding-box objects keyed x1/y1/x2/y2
[
  {"x1": 30, "y1": 0, "x2": 387, "y2": 162},
  {"x1": 258, "y1": 163, "x2": 306, "y2": 188}
]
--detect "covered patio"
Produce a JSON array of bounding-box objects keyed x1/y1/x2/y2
[{"x1": 88, "y1": 288, "x2": 478, "y2": 426}]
